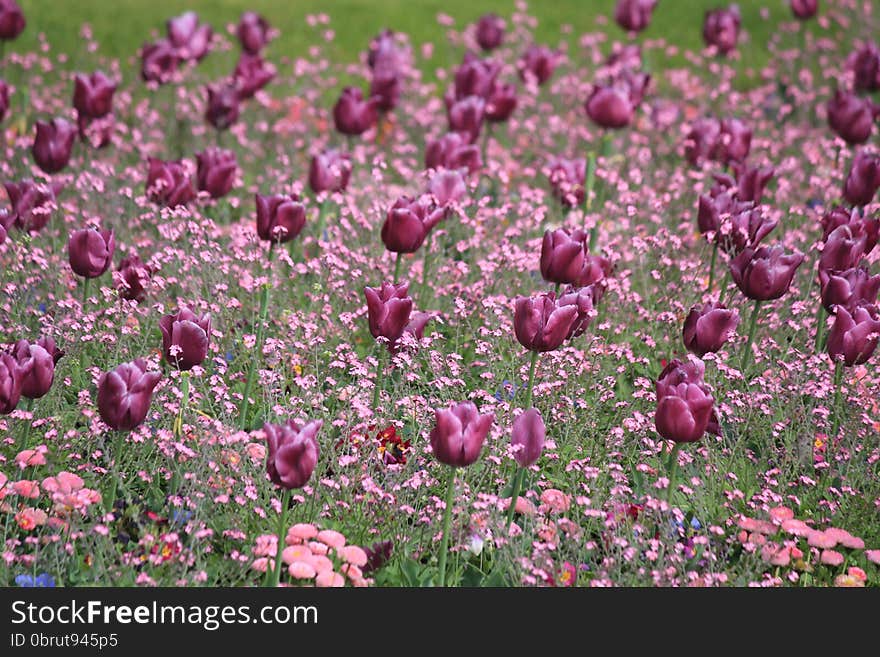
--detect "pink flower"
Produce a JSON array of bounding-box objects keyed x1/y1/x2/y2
[
  {"x1": 539, "y1": 489, "x2": 571, "y2": 514},
  {"x1": 287, "y1": 523, "x2": 319, "y2": 543},
  {"x1": 289, "y1": 561, "x2": 317, "y2": 580},
  {"x1": 865, "y1": 550, "x2": 880, "y2": 565},
  {"x1": 11, "y1": 479, "x2": 40, "y2": 498},
  {"x1": 15, "y1": 447, "x2": 47, "y2": 469},
  {"x1": 315, "y1": 570, "x2": 345, "y2": 587},
  {"x1": 340, "y1": 545, "x2": 368, "y2": 566},
  {"x1": 15, "y1": 507, "x2": 47, "y2": 531},
  {"x1": 768, "y1": 507, "x2": 794, "y2": 524},
  {"x1": 820, "y1": 549, "x2": 845, "y2": 566},
  {"x1": 807, "y1": 530, "x2": 838, "y2": 549},
  {"x1": 317, "y1": 529, "x2": 346, "y2": 549}
]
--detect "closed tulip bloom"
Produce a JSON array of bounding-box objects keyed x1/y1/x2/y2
[
  {"x1": 36, "y1": 337, "x2": 63, "y2": 365},
  {"x1": 31, "y1": 119, "x2": 76, "y2": 174},
  {"x1": 205, "y1": 82, "x2": 240, "y2": 131},
  {"x1": 233, "y1": 53, "x2": 275, "y2": 99},
  {"x1": 381, "y1": 195, "x2": 447, "y2": 253},
  {"x1": 576, "y1": 254, "x2": 613, "y2": 288},
  {"x1": 145, "y1": 157, "x2": 196, "y2": 207},
  {"x1": 614, "y1": 0, "x2": 658, "y2": 33},
  {"x1": 0, "y1": 214, "x2": 9, "y2": 245},
  {"x1": 3, "y1": 180, "x2": 60, "y2": 233},
  {"x1": 237, "y1": 11, "x2": 271, "y2": 54},
  {"x1": 703, "y1": 5, "x2": 741, "y2": 55},
  {"x1": 365, "y1": 282, "x2": 413, "y2": 345},
  {"x1": 683, "y1": 302, "x2": 740, "y2": 356},
  {"x1": 547, "y1": 158, "x2": 586, "y2": 208},
  {"x1": 370, "y1": 67, "x2": 400, "y2": 112},
  {"x1": 446, "y1": 94, "x2": 485, "y2": 143},
  {"x1": 430, "y1": 401, "x2": 494, "y2": 468},
  {"x1": 697, "y1": 190, "x2": 753, "y2": 237},
  {"x1": 72, "y1": 71, "x2": 116, "y2": 119},
  {"x1": 265, "y1": 419, "x2": 321, "y2": 489},
  {"x1": 827, "y1": 304, "x2": 880, "y2": 366},
  {"x1": 196, "y1": 147, "x2": 237, "y2": 199},
  {"x1": 732, "y1": 163, "x2": 774, "y2": 203},
  {"x1": 159, "y1": 307, "x2": 211, "y2": 371},
  {"x1": 97, "y1": 359, "x2": 161, "y2": 431},
  {"x1": 0, "y1": 352, "x2": 21, "y2": 414},
  {"x1": 514, "y1": 293, "x2": 579, "y2": 352},
  {"x1": 558, "y1": 285, "x2": 597, "y2": 338},
  {"x1": 791, "y1": 0, "x2": 818, "y2": 19},
  {"x1": 819, "y1": 225, "x2": 868, "y2": 272},
  {"x1": 68, "y1": 228, "x2": 114, "y2": 279},
  {"x1": 308, "y1": 149, "x2": 352, "y2": 194},
  {"x1": 333, "y1": 87, "x2": 379, "y2": 136},
  {"x1": 511, "y1": 408, "x2": 545, "y2": 467},
  {"x1": 518, "y1": 45, "x2": 560, "y2": 86},
  {"x1": 485, "y1": 81, "x2": 517, "y2": 123},
  {"x1": 367, "y1": 29, "x2": 400, "y2": 71},
  {"x1": 167, "y1": 11, "x2": 212, "y2": 62},
  {"x1": 848, "y1": 43, "x2": 880, "y2": 93},
  {"x1": 427, "y1": 169, "x2": 467, "y2": 206},
  {"x1": 585, "y1": 85, "x2": 635, "y2": 129},
  {"x1": 452, "y1": 53, "x2": 501, "y2": 101},
  {"x1": 115, "y1": 254, "x2": 153, "y2": 303},
  {"x1": 475, "y1": 13, "x2": 504, "y2": 51},
  {"x1": 685, "y1": 118, "x2": 722, "y2": 166},
  {"x1": 10, "y1": 340, "x2": 54, "y2": 400},
  {"x1": 425, "y1": 132, "x2": 482, "y2": 175},
  {"x1": 540, "y1": 228, "x2": 587, "y2": 285},
  {"x1": 717, "y1": 118, "x2": 751, "y2": 164},
  {"x1": 0, "y1": 79, "x2": 10, "y2": 122},
  {"x1": 140, "y1": 40, "x2": 180, "y2": 84},
  {"x1": 730, "y1": 245, "x2": 805, "y2": 301},
  {"x1": 820, "y1": 206, "x2": 880, "y2": 253},
  {"x1": 0, "y1": 0, "x2": 24, "y2": 40},
  {"x1": 843, "y1": 151, "x2": 880, "y2": 206},
  {"x1": 256, "y1": 193, "x2": 306, "y2": 244},
  {"x1": 655, "y1": 359, "x2": 715, "y2": 443},
  {"x1": 819, "y1": 267, "x2": 880, "y2": 314},
  {"x1": 827, "y1": 90, "x2": 878, "y2": 145}
]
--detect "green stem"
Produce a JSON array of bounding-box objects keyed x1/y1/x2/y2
[
  {"x1": 524, "y1": 350, "x2": 539, "y2": 409},
  {"x1": 829, "y1": 360, "x2": 844, "y2": 440},
  {"x1": 393, "y1": 251, "x2": 403, "y2": 282},
  {"x1": 105, "y1": 431, "x2": 127, "y2": 513},
  {"x1": 505, "y1": 466, "x2": 525, "y2": 530},
  {"x1": 81, "y1": 277, "x2": 90, "y2": 308},
  {"x1": 666, "y1": 442, "x2": 682, "y2": 506},
  {"x1": 371, "y1": 348, "x2": 385, "y2": 412},
  {"x1": 239, "y1": 243, "x2": 274, "y2": 430},
  {"x1": 707, "y1": 243, "x2": 718, "y2": 293},
  {"x1": 815, "y1": 304, "x2": 826, "y2": 353},
  {"x1": 585, "y1": 152, "x2": 598, "y2": 251},
  {"x1": 437, "y1": 467, "x2": 456, "y2": 587},
  {"x1": 174, "y1": 371, "x2": 190, "y2": 438},
  {"x1": 270, "y1": 488, "x2": 292, "y2": 587},
  {"x1": 17, "y1": 397, "x2": 34, "y2": 452},
  {"x1": 739, "y1": 300, "x2": 762, "y2": 375}
]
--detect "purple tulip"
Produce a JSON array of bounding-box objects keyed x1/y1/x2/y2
[
  {"x1": 452, "y1": 53, "x2": 501, "y2": 101},
  {"x1": 791, "y1": 0, "x2": 818, "y2": 19},
  {"x1": 0, "y1": 213, "x2": 9, "y2": 245},
  {"x1": 827, "y1": 304, "x2": 880, "y2": 366},
  {"x1": 540, "y1": 228, "x2": 587, "y2": 285},
  {"x1": 256, "y1": 193, "x2": 306, "y2": 244},
  {"x1": 264, "y1": 419, "x2": 321, "y2": 489},
  {"x1": 159, "y1": 307, "x2": 211, "y2": 371},
  {"x1": 425, "y1": 132, "x2": 482, "y2": 175},
  {"x1": 237, "y1": 11, "x2": 271, "y2": 55},
  {"x1": 655, "y1": 358, "x2": 715, "y2": 443},
  {"x1": 576, "y1": 254, "x2": 613, "y2": 289},
  {"x1": 820, "y1": 206, "x2": 879, "y2": 255},
  {"x1": 205, "y1": 82, "x2": 240, "y2": 131},
  {"x1": 381, "y1": 195, "x2": 447, "y2": 253},
  {"x1": 585, "y1": 85, "x2": 635, "y2": 130},
  {"x1": 826, "y1": 90, "x2": 878, "y2": 145},
  {"x1": 0, "y1": 352, "x2": 21, "y2": 415},
  {"x1": 485, "y1": 81, "x2": 517, "y2": 123},
  {"x1": 558, "y1": 285, "x2": 597, "y2": 339},
  {"x1": 843, "y1": 151, "x2": 880, "y2": 206},
  {"x1": 697, "y1": 188, "x2": 754, "y2": 238},
  {"x1": 730, "y1": 245, "x2": 805, "y2": 301},
  {"x1": 370, "y1": 66, "x2": 401, "y2": 112},
  {"x1": 10, "y1": 340, "x2": 54, "y2": 400},
  {"x1": 685, "y1": 118, "x2": 722, "y2": 166},
  {"x1": 73, "y1": 71, "x2": 116, "y2": 120},
  {"x1": 3, "y1": 180, "x2": 60, "y2": 233},
  {"x1": 717, "y1": 118, "x2": 751, "y2": 164},
  {"x1": 146, "y1": 158, "x2": 196, "y2": 208},
  {"x1": 36, "y1": 337, "x2": 64, "y2": 365},
  {"x1": 732, "y1": 163, "x2": 775, "y2": 203},
  {"x1": 614, "y1": 0, "x2": 658, "y2": 33},
  {"x1": 547, "y1": 158, "x2": 587, "y2": 208},
  {"x1": 31, "y1": 119, "x2": 76, "y2": 174},
  {"x1": 475, "y1": 13, "x2": 504, "y2": 51},
  {"x1": 233, "y1": 53, "x2": 275, "y2": 99},
  {"x1": 97, "y1": 359, "x2": 161, "y2": 431},
  {"x1": 682, "y1": 302, "x2": 740, "y2": 356},
  {"x1": 511, "y1": 408, "x2": 545, "y2": 468},
  {"x1": 430, "y1": 401, "x2": 493, "y2": 468},
  {"x1": 0, "y1": 0, "x2": 24, "y2": 41},
  {"x1": 514, "y1": 292, "x2": 579, "y2": 353},
  {"x1": 140, "y1": 40, "x2": 180, "y2": 85},
  {"x1": 309, "y1": 149, "x2": 352, "y2": 194},
  {"x1": 115, "y1": 254, "x2": 153, "y2": 303},
  {"x1": 68, "y1": 228, "x2": 114, "y2": 279},
  {"x1": 427, "y1": 169, "x2": 467, "y2": 206},
  {"x1": 819, "y1": 266, "x2": 880, "y2": 314},
  {"x1": 333, "y1": 87, "x2": 379, "y2": 136},
  {"x1": 703, "y1": 5, "x2": 741, "y2": 55},
  {"x1": 367, "y1": 29, "x2": 403, "y2": 72},
  {"x1": 167, "y1": 11, "x2": 213, "y2": 62},
  {"x1": 196, "y1": 147, "x2": 237, "y2": 199},
  {"x1": 446, "y1": 94, "x2": 485, "y2": 144},
  {"x1": 518, "y1": 45, "x2": 560, "y2": 86},
  {"x1": 0, "y1": 79, "x2": 9, "y2": 122},
  {"x1": 365, "y1": 282, "x2": 413, "y2": 345},
  {"x1": 718, "y1": 206, "x2": 778, "y2": 254},
  {"x1": 848, "y1": 42, "x2": 880, "y2": 93},
  {"x1": 819, "y1": 224, "x2": 868, "y2": 273}
]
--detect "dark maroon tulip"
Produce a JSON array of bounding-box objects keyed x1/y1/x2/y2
[
  {"x1": 558, "y1": 285, "x2": 597, "y2": 338},
  {"x1": 233, "y1": 53, "x2": 275, "y2": 99},
  {"x1": 614, "y1": 0, "x2": 658, "y2": 33},
  {"x1": 402, "y1": 311, "x2": 434, "y2": 343},
  {"x1": 68, "y1": 228, "x2": 114, "y2": 279},
  {"x1": 0, "y1": 352, "x2": 21, "y2": 415},
  {"x1": 541, "y1": 228, "x2": 587, "y2": 285},
  {"x1": 819, "y1": 206, "x2": 879, "y2": 255},
  {"x1": 10, "y1": 340, "x2": 54, "y2": 400},
  {"x1": 365, "y1": 281, "x2": 413, "y2": 345},
  {"x1": 362, "y1": 540, "x2": 393, "y2": 574},
  {"x1": 72, "y1": 71, "x2": 116, "y2": 120},
  {"x1": 827, "y1": 304, "x2": 880, "y2": 366},
  {"x1": 585, "y1": 85, "x2": 635, "y2": 129},
  {"x1": 427, "y1": 169, "x2": 467, "y2": 206},
  {"x1": 140, "y1": 40, "x2": 180, "y2": 85},
  {"x1": 237, "y1": 11, "x2": 271, "y2": 55},
  {"x1": 511, "y1": 408, "x2": 545, "y2": 467},
  {"x1": 475, "y1": 13, "x2": 504, "y2": 51},
  {"x1": 719, "y1": 206, "x2": 778, "y2": 254},
  {"x1": 0, "y1": 79, "x2": 9, "y2": 122},
  {"x1": 31, "y1": 119, "x2": 76, "y2": 174},
  {"x1": 255, "y1": 193, "x2": 306, "y2": 244},
  {"x1": 819, "y1": 225, "x2": 868, "y2": 273},
  {"x1": 367, "y1": 29, "x2": 403, "y2": 72},
  {"x1": 685, "y1": 118, "x2": 721, "y2": 166},
  {"x1": 514, "y1": 292, "x2": 579, "y2": 353},
  {"x1": 196, "y1": 147, "x2": 237, "y2": 199},
  {"x1": 702, "y1": 5, "x2": 741, "y2": 55},
  {"x1": 730, "y1": 245, "x2": 805, "y2": 301},
  {"x1": 843, "y1": 151, "x2": 880, "y2": 207},
  {"x1": 547, "y1": 158, "x2": 586, "y2": 208},
  {"x1": 452, "y1": 53, "x2": 501, "y2": 101},
  {"x1": 3, "y1": 180, "x2": 60, "y2": 233},
  {"x1": 36, "y1": 337, "x2": 63, "y2": 365},
  {"x1": 430, "y1": 401, "x2": 493, "y2": 468},
  {"x1": 167, "y1": 11, "x2": 212, "y2": 62},
  {"x1": 0, "y1": 213, "x2": 9, "y2": 245},
  {"x1": 446, "y1": 94, "x2": 485, "y2": 144},
  {"x1": 425, "y1": 132, "x2": 482, "y2": 175},
  {"x1": 683, "y1": 302, "x2": 740, "y2": 356},
  {"x1": 381, "y1": 195, "x2": 447, "y2": 253},
  {"x1": 848, "y1": 42, "x2": 880, "y2": 93},
  {"x1": 732, "y1": 163, "x2": 774, "y2": 203},
  {"x1": 717, "y1": 118, "x2": 751, "y2": 164},
  {"x1": 264, "y1": 419, "x2": 321, "y2": 489},
  {"x1": 205, "y1": 82, "x2": 240, "y2": 131},
  {"x1": 518, "y1": 45, "x2": 560, "y2": 86},
  {"x1": 697, "y1": 190, "x2": 747, "y2": 237},
  {"x1": 485, "y1": 81, "x2": 517, "y2": 123},
  {"x1": 0, "y1": 0, "x2": 24, "y2": 41},
  {"x1": 159, "y1": 307, "x2": 211, "y2": 371},
  {"x1": 146, "y1": 158, "x2": 196, "y2": 208},
  {"x1": 333, "y1": 87, "x2": 379, "y2": 136},
  {"x1": 791, "y1": 0, "x2": 818, "y2": 19},
  {"x1": 97, "y1": 359, "x2": 161, "y2": 431},
  {"x1": 308, "y1": 149, "x2": 352, "y2": 194},
  {"x1": 115, "y1": 254, "x2": 153, "y2": 303},
  {"x1": 826, "y1": 90, "x2": 878, "y2": 145},
  {"x1": 655, "y1": 358, "x2": 715, "y2": 444},
  {"x1": 819, "y1": 266, "x2": 880, "y2": 314},
  {"x1": 575, "y1": 254, "x2": 613, "y2": 289},
  {"x1": 370, "y1": 67, "x2": 400, "y2": 112}
]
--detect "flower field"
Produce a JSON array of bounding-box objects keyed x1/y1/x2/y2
[{"x1": 1, "y1": 0, "x2": 880, "y2": 588}]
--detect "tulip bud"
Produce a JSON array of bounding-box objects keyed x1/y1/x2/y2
[
  {"x1": 732, "y1": 163, "x2": 775, "y2": 203},
  {"x1": 685, "y1": 118, "x2": 721, "y2": 166},
  {"x1": 682, "y1": 302, "x2": 740, "y2": 356},
  {"x1": 585, "y1": 85, "x2": 635, "y2": 130},
  {"x1": 717, "y1": 118, "x2": 751, "y2": 164},
  {"x1": 514, "y1": 293, "x2": 579, "y2": 353},
  {"x1": 381, "y1": 195, "x2": 447, "y2": 253},
  {"x1": 367, "y1": 29, "x2": 402, "y2": 71},
  {"x1": 73, "y1": 71, "x2": 116, "y2": 120},
  {"x1": 848, "y1": 43, "x2": 880, "y2": 93},
  {"x1": 115, "y1": 254, "x2": 153, "y2": 303},
  {"x1": 425, "y1": 132, "x2": 482, "y2": 175},
  {"x1": 518, "y1": 45, "x2": 560, "y2": 86},
  {"x1": 475, "y1": 13, "x2": 504, "y2": 51},
  {"x1": 485, "y1": 81, "x2": 517, "y2": 123},
  {"x1": 702, "y1": 5, "x2": 741, "y2": 55},
  {"x1": 159, "y1": 307, "x2": 211, "y2": 371},
  {"x1": 145, "y1": 157, "x2": 196, "y2": 208},
  {"x1": 333, "y1": 87, "x2": 379, "y2": 136},
  {"x1": 614, "y1": 0, "x2": 658, "y2": 33},
  {"x1": 827, "y1": 304, "x2": 880, "y2": 366},
  {"x1": 843, "y1": 151, "x2": 880, "y2": 206},
  {"x1": 233, "y1": 53, "x2": 275, "y2": 99},
  {"x1": 820, "y1": 206, "x2": 879, "y2": 254},
  {"x1": 0, "y1": 79, "x2": 9, "y2": 123},
  {"x1": 265, "y1": 419, "x2": 321, "y2": 489},
  {"x1": 10, "y1": 340, "x2": 54, "y2": 400},
  {"x1": 427, "y1": 169, "x2": 467, "y2": 206},
  {"x1": 558, "y1": 285, "x2": 597, "y2": 339},
  {"x1": 430, "y1": 401, "x2": 494, "y2": 467},
  {"x1": 826, "y1": 90, "x2": 878, "y2": 145},
  {"x1": 205, "y1": 82, "x2": 240, "y2": 131},
  {"x1": 140, "y1": 40, "x2": 180, "y2": 84},
  {"x1": 719, "y1": 206, "x2": 778, "y2": 254},
  {"x1": 370, "y1": 66, "x2": 400, "y2": 112},
  {"x1": 308, "y1": 149, "x2": 352, "y2": 194},
  {"x1": 790, "y1": 0, "x2": 818, "y2": 19},
  {"x1": 446, "y1": 94, "x2": 485, "y2": 144},
  {"x1": 655, "y1": 358, "x2": 715, "y2": 443},
  {"x1": 68, "y1": 228, "x2": 114, "y2": 279},
  {"x1": 546, "y1": 159, "x2": 586, "y2": 208},
  {"x1": 540, "y1": 228, "x2": 587, "y2": 285},
  {"x1": 237, "y1": 11, "x2": 271, "y2": 54},
  {"x1": 0, "y1": 352, "x2": 21, "y2": 414},
  {"x1": 819, "y1": 225, "x2": 868, "y2": 273},
  {"x1": 2, "y1": 180, "x2": 60, "y2": 233},
  {"x1": 196, "y1": 147, "x2": 237, "y2": 199},
  {"x1": 452, "y1": 53, "x2": 500, "y2": 101},
  {"x1": 575, "y1": 254, "x2": 613, "y2": 289},
  {"x1": 31, "y1": 119, "x2": 76, "y2": 174},
  {"x1": 729, "y1": 245, "x2": 804, "y2": 301},
  {"x1": 256, "y1": 193, "x2": 306, "y2": 244},
  {"x1": 511, "y1": 408, "x2": 545, "y2": 467},
  {"x1": 97, "y1": 359, "x2": 161, "y2": 431},
  {"x1": 0, "y1": 0, "x2": 24, "y2": 41},
  {"x1": 365, "y1": 282, "x2": 413, "y2": 346},
  {"x1": 819, "y1": 266, "x2": 880, "y2": 314},
  {"x1": 167, "y1": 11, "x2": 213, "y2": 62}
]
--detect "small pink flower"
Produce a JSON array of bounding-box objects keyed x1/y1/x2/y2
[
  {"x1": 820, "y1": 549, "x2": 845, "y2": 566},
  {"x1": 834, "y1": 573, "x2": 865, "y2": 587},
  {"x1": 281, "y1": 544, "x2": 313, "y2": 565},
  {"x1": 315, "y1": 570, "x2": 345, "y2": 587},
  {"x1": 760, "y1": 543, "x2": 791, "y2": 567},
  {"x1": 11, "y1": 480, "x2": 40, "y2": 498},
  {"x1": 847, "y1": 566, "x2": 867, "y2": 582},
  {"x1": 308, "y1": 541, "x2": 329, "y2": 555},
  {"x1": 289, "y1": 561, "x2": 317, "y2": 579},
  {"x1": 251, "y1": 557, "x2": 270, "y2": 573},
  {"x1": 317, "y1": 529, "x2": 346, "y2": 549},
  {"x1": 341, "y1": 563, "x2": 363, "y2": 580}
]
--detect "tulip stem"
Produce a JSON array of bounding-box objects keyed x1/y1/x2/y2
[
  {"x1": 707, "y1": 243, "x2": 718, "y2": 293},
  {"x1": 105, "y1": 431, "x2": 127, "y2": 513},
  {"x1": 524, "y1": 350, "x2": 539, "y2": 409},
  {"x1": 814, "y1": 304, "x2": 826, "y2": 352},
  {"x1": 393, "y1": 251, "x2": 403, "y2": 283},
  {"x1": 585, "y1": 153, "x2": 598, "y2": 251},
  {"x1": 371, "y1": 348, "x2": 385, "y2": 412},
  {"x1": 239, "y1": 243, "x2": 274, "y2": 430},
  {"x1": 739, "y1": 300, "x2": 762, "y2": 375},
  {"x1": 666, "y1": 443, "x2": 682, "y2": 506},
  {"x1": 17, "y1": 398, "x2": 34, "y2": 452},
  {"x1": 505, "y1": 466, "x2": 525, "y2": 531},
  {"x1": 437, "y1": 467, "x2": 456, "y2": 587},
  {"x1": 173, "y1": 371, "x2": 190, "y2": 438},
  {"x1": 81, "y1": 277, "x2": 90, "y2": 308},
  {"x1": 269, "y1": 488, "x2": 292, "y2": 588},
  {"x1": 829, "y1": 360, "x2": 844, "y2": 440}
]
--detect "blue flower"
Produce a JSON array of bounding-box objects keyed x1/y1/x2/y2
[
  {"x1": 170, "y1": 509, "x2": 193, "y2": 526},
  {"x1": 15, "y1": 573, "x2": 55, "y2": 587}
]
